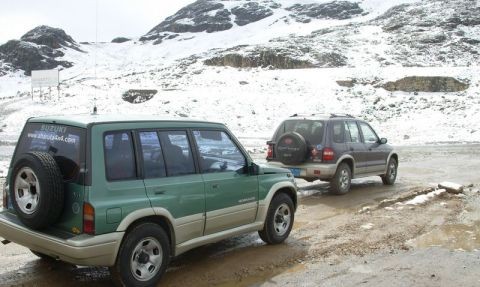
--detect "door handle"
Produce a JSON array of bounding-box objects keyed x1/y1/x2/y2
[
  {"x1": 212, "y1": 184, "x2": 219, "y2": 189},
  {"x1": 350, "y1": 147, "x2": 354, "y2": 151}
]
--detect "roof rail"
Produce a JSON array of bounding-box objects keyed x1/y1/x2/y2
[
  {"x1": 330, "y1": 113, "x2": 355, "y2": 118},
  {"x1": 290, "y1": 113, "x2": 330, "y2": 118},
  {"x1": 289, "y1": 113, "x2": 356, "y2": 118}
]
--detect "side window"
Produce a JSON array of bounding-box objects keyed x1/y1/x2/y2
[
  {"x1": 193, "y1": 130, "x2": 246, "y2": 173},
  {"x1": 345, "y1": 122, "x2": 361, "y2": 143},
  {"x1": 104, "y1": 131, "x2": 136, "y2": 181},
  {"x1": 332, "y1": 121, "x2": 345, "y2": 143},
  {"x1": 158, "y1": 131, "x2": 195, "y2": 177},
  {"x1": 344, "y1": 122, "x2": 352, "y2": 142},
  {"x1": 359, "y1": 122, "x2": 379, "y2": 144},
  {"x1": 139, "y1": 132, "x2": 166, "y2": 179}
]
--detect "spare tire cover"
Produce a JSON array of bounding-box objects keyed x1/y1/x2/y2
[
  {"x1": 276, "y1": 132, "x2": 308, "y2": 165},
  {"x1": 9, "y1": 152, "x2": 64, "y2": 230}
]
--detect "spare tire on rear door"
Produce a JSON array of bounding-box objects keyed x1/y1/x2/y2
[
  {"x1": 9, "y1": 152, "x2": 64, "y2": 230},
  {"x1": 275, "y1": 132, "x2": 308, "y2": 165}
]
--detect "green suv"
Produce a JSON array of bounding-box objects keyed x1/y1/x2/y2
[{"x1": 0, "y1": 115, "x2": 297, "y2": 286}]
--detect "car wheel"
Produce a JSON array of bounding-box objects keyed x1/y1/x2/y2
[
  {"x1": 381, "y1": 158, "x2": 398, "y2": 185},
  {"x1": 10, "y1": 152, "x2": 64, "y2": 230},
  {"x1": 258, "y1": 193, "x2": 294, "y2": 244},
  {"x1": 330, "y1": 163, "x2": 351, "y2": 195},
  {"x1": 110, "y1": 223, "x2": 170, "y2": 287}
]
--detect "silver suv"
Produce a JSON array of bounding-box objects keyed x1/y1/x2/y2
[{"x1": 266, "y1": 114, "x2": 398, "y2": 194}]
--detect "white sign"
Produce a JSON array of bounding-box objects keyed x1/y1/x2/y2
[{"x1": 31, "y1": 69, "x2": 59, "y2": 88}]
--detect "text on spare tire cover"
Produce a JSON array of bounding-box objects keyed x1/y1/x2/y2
[{"x1": 278, "y1": 137, "x2": 300, "y2": 153}]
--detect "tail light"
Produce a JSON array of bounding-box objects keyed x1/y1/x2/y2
[
  {"x1": 83, "y1": 202, "x2": 95, "y2": 235},
  {"x1": 2, "y1": 182, "x2": 8, "y2": 209},
  {"x1": 266, "y1": 144, "x2": 274, "y2": 160},
  {"x1": 322, "y1": 148, "x2": 335, "y2": 161}
]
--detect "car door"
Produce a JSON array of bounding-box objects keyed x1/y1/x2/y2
[
  {"x1": 192, "y1": 129, "x2": 258, "y2": 235},
  {"x1": 344, "y1": 121, "x2": 368, "y2": 175},
  {"x1": 358, "y1": 122, "x2": 388, "y2": 173},
  {"x1": 95, "y1": 129, "x2": 151, "y2": 234},
  {"x1": 138, "y1": 130, "x2": 205, "y2": 245}
]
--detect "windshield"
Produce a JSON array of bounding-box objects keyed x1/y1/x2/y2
[
  {"x1": 14, "y1": 123, "x2": 86, "y2": 183},
  {"x1": 275, "y1": 120, "x2": 325, "y2": 146}
]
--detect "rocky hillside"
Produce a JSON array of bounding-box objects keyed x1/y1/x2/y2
[
  {"x1": 200, "y1": 0, "x2": 479, "y2": 69},
  {"x1": 0, "y1": 26, "x2": 80, "y2": 75},
  {"x1": 140, "y1": 0, "x2": 366, "y2": 44}
]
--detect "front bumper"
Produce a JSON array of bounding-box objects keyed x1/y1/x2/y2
[
  {"x1": 0, "y1": 211, "x2": 123, "y2": 266},
  {"x1": 266, "y1": 161, "x2": 337, "y2": 180}
]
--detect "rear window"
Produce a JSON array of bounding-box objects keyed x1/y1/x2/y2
[
  {"x1": 14, "y1": 123, "x2": 86, "y2": 183},
  {"x1": 275, "y1": 120, "x2": 325, "y2": 145}
]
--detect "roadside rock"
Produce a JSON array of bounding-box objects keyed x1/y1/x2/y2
[
  {"x1": 315, "y1": 52, "x2": 347, "y2": 67},
  {"x1": 438, "y1": 182, "x2": 464, "y2": 194},
  {"x1": 287, "y1": 1, "x2": 365, "y2": 23},
  {"x1": 231, "y1": 2, "x2": 274, "y2": 26},
  {"x1": 122, "y1": 89, "x2": 158, "y2": 104},
  {"x1": 336, "y1": 79, "x2": 356, "y2": 87},
  {"x1": 111, "y1": 37, "x2": 131, "y2": 43},
  {"x1": 383, "y1": 76, "x2": 469, "y2": 92},
  {"x1": 204, "y1": 48, "x2": 314, "y2": 69},
  {"x1": 418, "y1": 32, "x2": 447, "y2": 44}
]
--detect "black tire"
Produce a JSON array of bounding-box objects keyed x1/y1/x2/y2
[
  {"x1": 259, "y1": 193, "x2": 294, "y2": 244},
  {"x1": 330, "y1": 163, "x2": 351, "y2": 195},
  {"x1": 30, "y1": 249, "x2": 56, "y2": 262},
  {"x1": 381, "y1": 158, "x2": 398, "y2": 185},
  {"x1": 9, "y1": 152, "x2": 64, "y2": 230},
  {"x1": 110, "y1": 223, "x2": 170, "y2": 287},
  {"x1": 275, "y1": 132, "x2": 308, "y2": 165}
]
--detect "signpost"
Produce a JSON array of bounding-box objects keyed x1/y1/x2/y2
[{"x1": 31, "y1": 69, "x2": 60, "y2": 100}]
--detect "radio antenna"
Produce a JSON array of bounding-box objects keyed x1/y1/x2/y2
[{"x1": 92, "y1": 0, "x2": 98, "y2": 115}]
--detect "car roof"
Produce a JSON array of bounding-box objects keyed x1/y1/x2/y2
[{"x1": 28, "y1": 114, "x2": 224, "y2": 129}]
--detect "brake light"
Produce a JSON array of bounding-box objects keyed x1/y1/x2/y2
[
  {"x1": 83, "y1": 202, "x2": 95, "y2": 235},
  {"x1": 323, "y1": 148, "x2": 335, "y2": 161},
  {"x1": 267, "y1": 144, "x2": 273, "y2": 159}
]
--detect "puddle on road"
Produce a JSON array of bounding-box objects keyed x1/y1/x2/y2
[
  {"x1": 216, "y1": 263, "x2": 306, "y2": 287},
  {"x1": 409, "y1": 222, "x2": 480, "y2": 251}
]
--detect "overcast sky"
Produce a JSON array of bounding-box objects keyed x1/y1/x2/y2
[{"x1": 0, "y1": 0, "x2": 195, "y2": 44}]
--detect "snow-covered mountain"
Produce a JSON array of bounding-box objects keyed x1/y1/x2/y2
[{"x1": 0, "y1": 0, "x2": 479, "y2": 176}]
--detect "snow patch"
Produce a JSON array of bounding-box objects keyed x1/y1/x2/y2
[
  {"x1": 404, "y1": 189, "x2": 446, "y2": 205},
  {"x1": 360, "y1": 223, "x2": 374, "y2": 229}
]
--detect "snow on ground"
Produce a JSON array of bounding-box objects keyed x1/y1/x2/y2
[
  {"x1": 403, "y1": 189, "x2": 446, "y2": 205},
  {"x1": 2, "y1": 66, "x2": 478, "y2": 145}
]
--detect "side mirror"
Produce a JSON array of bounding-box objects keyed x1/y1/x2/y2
[
  {"x1": 379, "y1": 138, "x2": 388, "y2": 144},
  {"x1": 248, "y1": 163, "x2": 260, "y2": 176}
]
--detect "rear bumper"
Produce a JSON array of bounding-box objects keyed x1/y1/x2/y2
[
  {"x1": 266, "y1": 161, "x2": 337, "y2": 180},
  {"x1": 0, "y1": 210, "x2": 123, "y2": 266}
]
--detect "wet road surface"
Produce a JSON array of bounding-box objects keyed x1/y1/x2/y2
[{"x1": 0, "y1": 144, "x2": 479, "y2": 286}]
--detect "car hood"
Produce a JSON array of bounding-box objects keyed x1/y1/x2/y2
[{"x1": 259, "y1": 164, "x2": 291, "y2": 175}]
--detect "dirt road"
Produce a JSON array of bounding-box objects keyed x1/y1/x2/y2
[{"x1": 0, "y1": 144, "x2": 479, "y2": 286}]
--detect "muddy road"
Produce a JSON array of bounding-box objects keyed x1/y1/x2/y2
[{"x1": 0, "y1": 144, "x2": 479, "y2": 286}]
